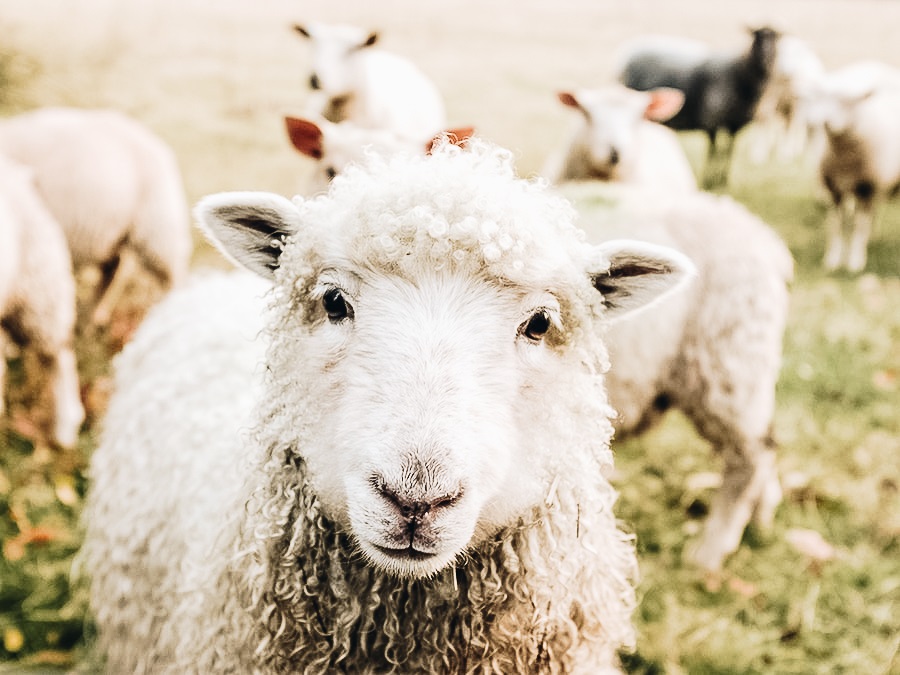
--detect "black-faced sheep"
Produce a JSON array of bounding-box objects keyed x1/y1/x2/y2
[
  {"x1": 557, "y1": 181, "x2": 793, "y2": 571},
  {"x1": 293, "y1": 21, "x2": 447, "y2": 142},
  {"x1": 546, "y1": 86, "x2": 697, "y2": 191},
  {"x1": 82, "y1": 140, "x2": 695, "y2": 673},
  {"x1": 618, "y1": 27, "x2": 781, "y2": 187},
  {"x1": 0, "y1": 107, "x2": 192, "y2": 327},
  {"x1": 0, "y1": 155, "x2": 84, "y2": 448}
]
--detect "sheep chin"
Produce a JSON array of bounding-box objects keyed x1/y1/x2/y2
[{"x1": 357, "y1": 539, "x2": 460, "y2": 579}]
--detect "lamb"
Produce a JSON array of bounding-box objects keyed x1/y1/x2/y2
[
  {"x1": 0, "y1": 155, "x2": 84, "y2": 449},
  {"x1": 750, "y1": 34, "x2": 826, "y2": 164},
  {"x1": 81, "y1": 140, "x2": 696, "y2": 673},
  {"x1": 293, "y1": 21, "x2": 447, "y2": 142},
  {"x1": 284, "y1": 114, "x2": 473, "y2": 194},
  {"x1": 545, "y1": 86, "x2": 697, "y2": 191},
  {"x1": 618, "y1": 27, "x2": 781, "y2": 187},
  {"x1": 808, "y1": 75, "x2": 900, "y2": 272},
  {"x1": 556, "y1": 181, "x2": 793, "y2": 571},
  {"x1": 0, "y1": 107, "x2": 192, "y2": 326}
]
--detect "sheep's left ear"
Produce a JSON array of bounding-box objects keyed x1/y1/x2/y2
[
  {"x1": 588, "y1": 239, "x2": 696, "y2": 322},
  {"x1": 194, "y1": 192, "x2": 303, "y2": 280}
]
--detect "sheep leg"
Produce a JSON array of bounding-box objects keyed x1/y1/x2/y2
[
  {"x1": 685, "y1": 445, "x2": 774, "y2": 571},
  {"x1": 823, "y1": 194, "x2": 849, "y2": 271},
  {"x1": 92, "y1": 246, "x2": 141, "y2": 326},
  {"x1": 846, "y1": 194, "x2": 875, "y2": 273}
]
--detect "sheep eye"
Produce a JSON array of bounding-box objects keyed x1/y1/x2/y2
[
  {"x1": 323, "y1": 288, "x2": 352, "y2": 322},
  {"x1": 325, "y1": 166, "x2": 337, "y2": 180},
  {"x1": 520, "y1": 310, "x2": 552, "y2": 342}
]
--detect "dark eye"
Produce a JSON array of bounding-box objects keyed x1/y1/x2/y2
[
  {"x1": 325, "y1": 166, "x2": 337, "y2": 180},
  {"x1": 323, "y1": 288, "x2": 352, "y2": 322},
  {"x1": 520, "y1": 310, "x2": 552, "y2": 342}
]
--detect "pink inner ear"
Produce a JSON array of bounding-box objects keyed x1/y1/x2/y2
[
  {"x1": 557, "y1": 92, "x2": 580, "y2": 109},
  {"x1": 285, "y1": 117, "x2": 324, "y2": 159},
  {"x1": 425, "y1": 126, "x2": 476, "y2": 154},
  {"x1": 644, "y1": 88, "x2": 685, "y2": 122}
]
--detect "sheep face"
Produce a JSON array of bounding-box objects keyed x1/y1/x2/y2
[
  {"x1": 294, "y1": 22, "x2": 377, "y2": 103},
  {"x1": 559, "y1": 87, "x2": 684, "y2": 179},
  {"x1": 197, "y1": 143, "x2": 693, "y2": 579}
]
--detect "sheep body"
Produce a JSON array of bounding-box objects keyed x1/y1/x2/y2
[
  {"x1": 295, "y1": 22, "x2": 446, "y2": 142},
  {"x1": 83, "y1": 141, "x2": 695, "y2": 673},
  {"x1": 751, "y1": 35, "x2": 826, "y2": 164},
  {"x1": 547, "y1": 86, "x2": 697, "y2": 191},
  {"x1": 0, "y1": 107, "x2": 192, "y2": 324},
  {"x1": 814, "y1": 82, "x2": 900, "y2": 271},
  {"x1": 0, "y1": 155, "x2": 83, "y2": 448},
  {"x1": 618, "y1": 28, "x2": 780, "y2": 187},
  {"x1": 557, "y1": 181, "x2": 793, "y2": 570}
]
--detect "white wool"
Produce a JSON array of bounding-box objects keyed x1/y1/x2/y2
[
  {"x1": 0, "y1": 154, "x2": 83, "y2": 448},
  {"x1": 557, "y1": 181, "x2": 793, "y2": 571},
  {"x1": 83, "y1": 141, "x2": 698, "y2": 673},
  {"x1": 0, "y1": 107, "x2": 192, "y2": 321}
]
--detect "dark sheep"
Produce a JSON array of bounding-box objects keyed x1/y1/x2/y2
[{"x1": 618, "y1": 27, "x2": 781, "y2": 187}]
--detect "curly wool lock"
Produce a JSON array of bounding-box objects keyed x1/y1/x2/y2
[{"x1": 83, "y1": 140, "x2": 694, "y2": 673}]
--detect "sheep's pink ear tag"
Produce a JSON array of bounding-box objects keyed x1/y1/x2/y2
[
  {"x1": 425, "y1": 127, "x2": 475, "y2": 154},
  {"x1": 285, "y1": 117, "x2": 324, "y2": 159}
]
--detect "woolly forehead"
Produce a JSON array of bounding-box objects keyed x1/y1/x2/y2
[{"x1": 277, "y1": 144, "x2": 594, "y2": 291}]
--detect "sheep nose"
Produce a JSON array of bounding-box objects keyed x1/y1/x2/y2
[
  {"x1": 609, "y1": 147, "x2": 620, "y2": 166},
  {"x1": 309, "y1": 73, "x2": 321, "y2": 90},
  {"x1": 374, "y1": 478, "x2": 462, "y2": 522}
]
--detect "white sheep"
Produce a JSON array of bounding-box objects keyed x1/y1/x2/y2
[
  {"x1": 546, "y1": 86, "x2": 697, "y2": 191},
  {"x1": 750, "y1": 34, "x2": 826, "y2": 164},
  {"x1": 557, "y1": 181, "x2": 793, "y2": 571},
  {"x1": 804, "y1": 66, "x2": 900, "y2": 271},
  {"x1": 0, "y1": 155, "x2": 84, "y2": 449},
  {"x1": 294, "y1": 21, "x2": 447, "y2": 142},
  {"x1": 284, "y1": 114, "x2": 473, "y2": 194},
  {"x1": 0, "y1": 107, "x2": 192, "y2": 325},
  {"x1": 82, "y1": 140, "x2": 695, "y2": 673}
]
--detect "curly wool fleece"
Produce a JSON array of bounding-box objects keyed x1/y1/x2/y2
[{"x1": 85, "y1": 141, "x2": 639, "y2": 674}]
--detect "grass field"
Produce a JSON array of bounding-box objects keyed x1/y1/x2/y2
[{"x1": 1, "y1": 0, "x2": 898, "y2": 672}]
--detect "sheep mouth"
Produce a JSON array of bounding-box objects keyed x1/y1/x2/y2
[{"x1": 372, "y1": 544, "x2": 439, "y2": 562}]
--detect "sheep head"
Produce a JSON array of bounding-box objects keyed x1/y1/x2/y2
[
  {"x1": 196, "y1": 140, "x2": 693, "y2": 579},
  {"x1": 293, "y1": 21, "x2": 378, "y2": 103},
  {"x1": 558, "y1": 86, "x2": 684, "y2": 179}
]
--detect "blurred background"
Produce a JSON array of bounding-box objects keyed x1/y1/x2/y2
[{"x1": 0, "y1": 0, "x2": 898, "y2": 672}]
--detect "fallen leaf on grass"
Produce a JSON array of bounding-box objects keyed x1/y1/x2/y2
[
  {"x1": 785, "y1": 528, "x2": 836, "y2": 562},
  {"x1": 872, "y1": 369, "x2": 897, "y2": 392},
  {"x1": 3, "y1": 626, "x2": 24, "y2": 653},
  {"x1": 3, "y1": 526, "x2": 61, "y2": 561}
]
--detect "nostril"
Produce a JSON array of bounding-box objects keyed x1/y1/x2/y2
[
  {"x1": 371, "y1": 474, "x2": 463, "y2": 520},
  {"x1": 609, "y1": 147, "x2": 620, "y2": 166},
  {"x1": 309, "y1": 73, "x2": 320, "y2": 90}
]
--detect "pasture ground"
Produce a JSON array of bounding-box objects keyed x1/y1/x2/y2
[{"x1": 0, "y1": 1, "x2": 898, "y2": 672}]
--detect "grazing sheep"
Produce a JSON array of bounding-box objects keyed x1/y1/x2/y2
[
  {"x1": 0, "y1": 155, "x2": 84, "y2": 448},
  {"x1": 0, "y1": 107, "x2": 192, "y2": 326},
  {"x1": 82, "y1": 140, "x2": 695, "y2": 673},
  {"x1": 808, "y1": 77, "x2": 900, "y2": 272},
  {"x1": 546, "y1": 86, "x2": 697, "y2": 191},
  {"x1": 284, "y1": 114, "x2": 473, "y2": 193},
  {"x1": 750, "y1": 34, "x2": 826, "y2": 164},
  {"x1": 618, "y1": 27, "x2": 781, "y2": 187},
  {"x1": 556, "y1": 181, "x2": 793, "y2": 571},
  {"x1": 293, "y1": 21, "x2": 447, "y2": 142}
]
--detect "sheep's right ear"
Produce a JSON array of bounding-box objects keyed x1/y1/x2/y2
[
  {"x1": 558, "y1": 91, "x2": 584, "y2": 112},
  {"x1": 293, "y1": 24, "x2": 311, "y2": 38},
  {"x1": 644, "y1": 88, "x2": 685, "y2": 122},
  {"x1": 194, "y1": 192, "x2": 303, "y2": 280},
  {"x1": 588, "y1": 239, "x2": 696, "y2": 322}
]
